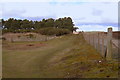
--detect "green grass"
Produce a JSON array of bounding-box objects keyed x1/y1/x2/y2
[{"x1": 2, "y1": 34, "x2": 119, "y2": 78}]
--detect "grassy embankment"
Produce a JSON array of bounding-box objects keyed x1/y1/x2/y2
[{"x1": 2, "y1": 33, "x2": 118, "y2": 78}]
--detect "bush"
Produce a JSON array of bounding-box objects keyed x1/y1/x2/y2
[
  {"x1": 37, "y1": 27, "x2": 71, "y2": 36},
  {"x1": 2, "y1": 28, "x2": 71, "y2": 36},
  {"x1": 55, "y1": 28, "x2": 71, "y2": 36}
]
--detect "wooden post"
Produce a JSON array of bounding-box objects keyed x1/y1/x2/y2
[
  {"x1": 93, "y1": 34, "x2": 94, "y2": 47},
  {"x1": 102, "y1": 32, "x2": 104, "y2": 57},
  {"x1": 98, "y1": 32, "x2": 100, "y2": 51},
  {"x1": 85, "y1": 33, "x2": 86, "y2": 41},
  {"x1": 84, "y1": 33, "x2": 86, "y2": 41},
  {"x1": 94, "y1": 34, "x2": 97, "y2": 49},
  {"x1": 106, "y1": 27, "x2": 112, "y2": 60},
  {"x1": 91, "y1": 34, "x2": 93, "y2": 46},
  {"x1": 89, "y1": 34, "x2": 91, "y2": 44},
  {"x1": 87, "y1": 34, "x2": 89, "y2": 43},
  {"x1": 87, "y1": 34, "x2": 88, "y2": 43},
  {"x1": 86, "y1": 34, "x2": 88, "y2": 43}
]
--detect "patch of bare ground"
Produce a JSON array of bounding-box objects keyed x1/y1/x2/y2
[{"x1": 3, "y1": 42, "x2": 46, "y2": 50}]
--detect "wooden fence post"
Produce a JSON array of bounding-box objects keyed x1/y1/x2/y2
[
  {"x1": 106, "y1": 27, "x2": 112, "y2": 60},
  {"x1": 89, "y1": 34, "x2": 91, "y2": 44},
  {"x1": 93, "y1": 34, "x2": 94, "y2": 47},
  {"x1": 102, "y1": 32, "x2": 104, "y2": 57},
  {"x1": 98, "y1": 32, "x2": 100, "y2": 51},
  {"x1": 95, "y1": 34, "x2": 97, "y2": 49}
]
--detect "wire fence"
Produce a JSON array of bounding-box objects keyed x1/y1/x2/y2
[{"x1": 82, "y1": 28, "x2": 119, "y2": 60}]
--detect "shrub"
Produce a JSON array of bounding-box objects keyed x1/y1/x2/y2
[{"x1": 37, "y1": 27, "x2": 71, "y2": 36}]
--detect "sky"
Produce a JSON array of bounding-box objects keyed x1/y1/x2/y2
[{"x1": 0, "y1": 0, "x2": 119, "y2": 31}]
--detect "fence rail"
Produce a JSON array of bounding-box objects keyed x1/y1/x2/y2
[{"x1": 82, "y1": 28, "x2": 119, "y2": 60}]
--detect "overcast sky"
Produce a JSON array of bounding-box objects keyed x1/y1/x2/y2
[{"x1": 0, "y1": 0, "x2": 119, "y2": 31}]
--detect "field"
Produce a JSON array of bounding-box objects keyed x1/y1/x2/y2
[{"x1": 2, "y1": 33, "x2": 119, "y2": 78}]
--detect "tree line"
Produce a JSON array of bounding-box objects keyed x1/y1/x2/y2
[{"x1": 1, "y1": 17, "x2": 78, "y2": 36}]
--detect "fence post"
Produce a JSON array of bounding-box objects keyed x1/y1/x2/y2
[
  {"x1": 89, "y1": 34, "x2": 91, "y2": 44},
  {"x1": 102, "y1": 32, "x2": 104, "y2": 57},
  {"x1": 93, "y1": 34, "x2": 94, "y2": 47},
  {"x1": 98, "y1": 32, "x2": 100, "y2": 51},
  {"x1": 106, "y1": 27, "x2": 112, "y2": 60},
  {"x1": 95, "y1": 34, "x2": 97, "y2": 49}
]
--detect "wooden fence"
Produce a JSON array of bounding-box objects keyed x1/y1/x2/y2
[{"x1": 82, "y1": 27, "x2": 119, "y2": 60}]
